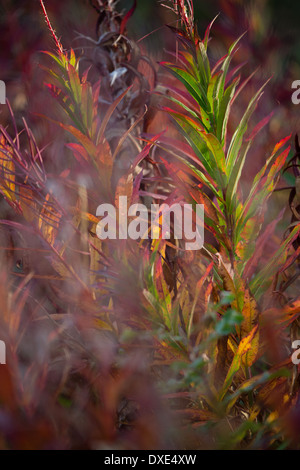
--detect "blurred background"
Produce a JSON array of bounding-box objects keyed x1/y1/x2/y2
[
  {"x1": 1, "y1": 0, "x2": 299, "y2": 121},
  {"x1": 1, "y1": 0, "x2": 300, "y2": 152},
  {"x1": 1, "y1": 0, "x2": 300, "y2": 110}
]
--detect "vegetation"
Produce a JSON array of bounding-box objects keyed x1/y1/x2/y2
[{"x1": 0, "y1": 0, "x2": 299, "y2": 450}]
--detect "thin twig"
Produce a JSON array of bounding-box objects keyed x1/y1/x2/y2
[{"x1": 39, "y1": 0, "x2": 64, "y2": 54}]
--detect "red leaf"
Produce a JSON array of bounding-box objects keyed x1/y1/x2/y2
[
  {"x1": 120, "y1": 0, "x2": 137, "y2": 35},
  {"x1": 246, "y1": 111, "x2": 274, "y2": 142}
]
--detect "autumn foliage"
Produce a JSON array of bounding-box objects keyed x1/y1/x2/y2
[{"x1": 0, "y1": 0, "x2": 299, "y2": 450}]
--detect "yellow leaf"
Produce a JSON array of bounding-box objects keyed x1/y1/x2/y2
[
  {"x1": 51, "y1": 259, "x2": 72, "y2": 279},
  {"x1": 19, "y1": 187, "x2": 37, "y2": 222},
  {"x1": 95, "y1": 318, "x2": 114, "y2": 331},
  {"x1": 220, "y1": 325, "x2": 258, "y2": 399},
  {"x1": 0, "y1": 136, "x2": 16, "y2": 202},
  {"x1": 115, "y1": 173, "x2": 133, "y2": 206},
  {"x1": 115, "y1": 173, "x2": 133, "y2": 238},
  {"x1": 89, "y1": 223, "x2": 102, "y2": 292},
  {"x1": 38, "y1": 194, "x2": 61, "y2": 246},
  {"x1": 217, "y1": 252, "x2": 259, "y2": 362}
]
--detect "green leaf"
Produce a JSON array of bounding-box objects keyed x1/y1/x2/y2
[
  {"x1": 226, "y1": 139, "x2": 251, "y2": 215},
  {"x1": 215, "y1": 33, "x2": 246, "y2": 112},
  {"x1": 161, "y1": 63, "x2": 211, "y2": 113},
  {"x1": 68, "y1": 62, "x2": 82, "y2": 106},
  {"x1": 226, "y1": 79, "x2": 270, "y2": 178},
  {"x1": 216, "y1": 76, "x2": 239, "y2": 144}
]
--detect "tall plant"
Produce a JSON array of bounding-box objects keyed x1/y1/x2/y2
[{"x1": 141, "y1": 0, "x2": 300, "y2": 448}]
